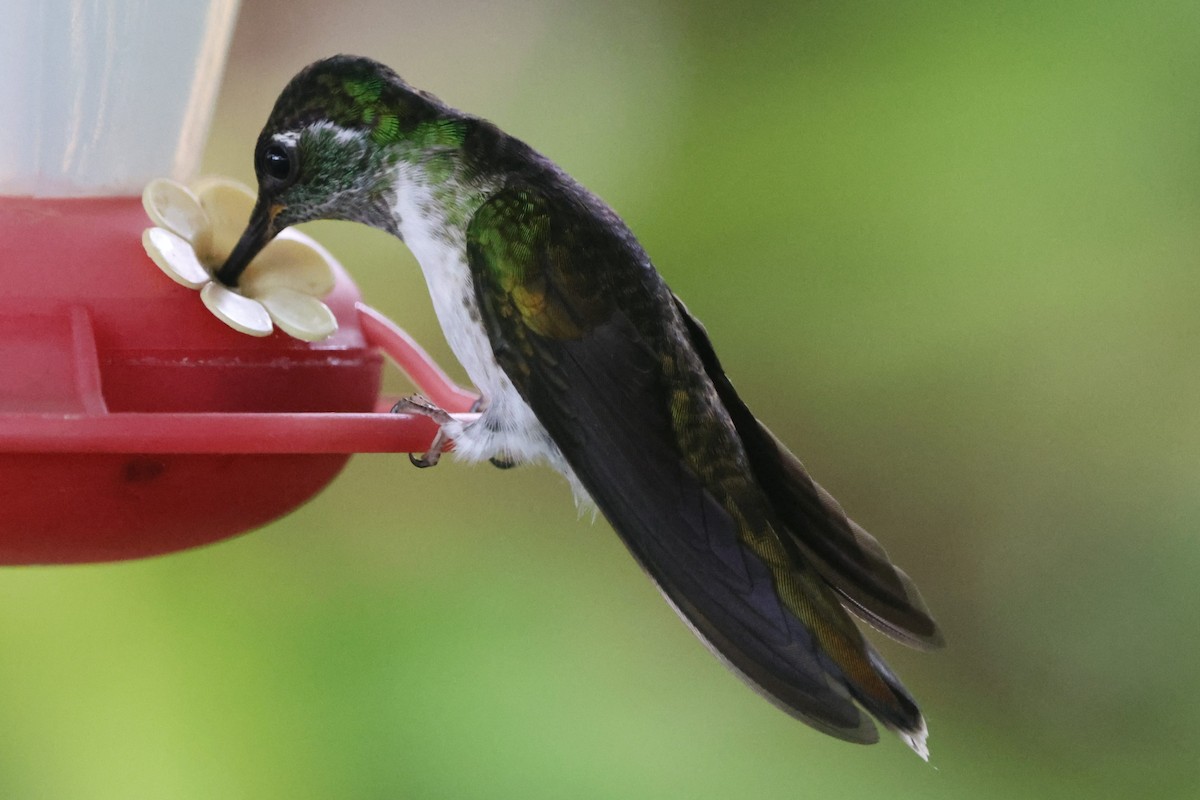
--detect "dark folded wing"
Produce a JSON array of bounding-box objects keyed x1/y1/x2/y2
[{"x1": 465, "y1": 183, "x2": 926, "y2": 744}]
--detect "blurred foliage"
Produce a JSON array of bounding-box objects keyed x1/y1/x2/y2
[{"x1": 2, "y1": 0, "x2": 1199, "y2": 797}]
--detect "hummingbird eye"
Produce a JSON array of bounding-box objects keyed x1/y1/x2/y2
[{"x1": 260, "y1": 142, "x2": 296, "y2": 184}]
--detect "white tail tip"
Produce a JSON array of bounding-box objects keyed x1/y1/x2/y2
[{"x1": 898, "y1": 718, "x2": 930, "y2": 761}]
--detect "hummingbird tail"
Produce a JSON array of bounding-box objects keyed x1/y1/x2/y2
[
  {"x1": 851, "y1": 646, "x2": 930, "y2": 760},
  {"x1": 673, "y1": 297, "x2": 944, "y2": 652}
]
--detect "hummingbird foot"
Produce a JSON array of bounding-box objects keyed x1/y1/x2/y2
[
  {"x1": 391, "y1": 394, "x2": 455, "y2": 468},
  {"x1": 468, "y1": 397, "x2": 517, "y2": 468}
]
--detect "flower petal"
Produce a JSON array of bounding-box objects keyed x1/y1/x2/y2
[
  {"x1": 142, "y1": 178, "x2": 212, "y2": 253},
  {"x1": 257, "y1": 287, "x2": 339, "y2": 341},
  {"x1": 200, "y1": 282, "x2": 274, "y2": 337},
  {"x1": 194, "y1": 177, "x2": 256, "y2": 264},
  {"x1": 239, "y1": 232, "x2": 336, "y2": 297},
  {"x1": 142, "y1": 227, "x2": 211, "y2": 289}
]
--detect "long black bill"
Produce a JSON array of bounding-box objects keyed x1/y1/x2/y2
[{"x1": 215, "y1": 202, "x2": 277, "y2": 287}]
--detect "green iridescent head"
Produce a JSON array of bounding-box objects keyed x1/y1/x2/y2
[
  {"x1": 217, "y1": 54, "x2": 467, "y2": 286},
  {"x1": 263, "y1": 55, "x2": 450, "y2": 149}
]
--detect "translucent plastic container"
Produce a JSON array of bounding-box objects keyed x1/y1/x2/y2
[{"x1": 0, "y1": 0, "x2": 240, "y2": 196}]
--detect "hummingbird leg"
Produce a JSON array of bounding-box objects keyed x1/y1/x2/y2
[
  {"x1": 391, "y1": 394, "x2": 455, "y2": 468},
  {"x1": 468, "y1": 396, "x2": 516, "y2": 469}
]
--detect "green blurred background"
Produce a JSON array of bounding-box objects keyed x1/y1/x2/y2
[{"x1": 3, "y1": 0, "x2": 1200, "y2": 797}]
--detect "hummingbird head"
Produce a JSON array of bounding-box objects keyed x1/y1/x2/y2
[{"x1": 217, "y1": 54, "x2": 465, "y2": 286}]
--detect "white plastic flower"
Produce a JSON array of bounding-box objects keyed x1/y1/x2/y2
[{"x1": 141, "y1": 176, "x2": 338, "y2": 341}]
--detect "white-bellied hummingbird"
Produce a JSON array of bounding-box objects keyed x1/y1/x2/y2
[{"x1": 218, "y1": 55, "x2": 943, "y2": 756}]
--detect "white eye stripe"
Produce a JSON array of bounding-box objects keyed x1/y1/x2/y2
[
  {"x1": 331, "y1": 126, "x2": 362, "y2": 144},
  {"x1": 274, "y1": 122, "x2": 363, "y2": 147}
]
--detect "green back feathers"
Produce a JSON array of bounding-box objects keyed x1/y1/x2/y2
[{"x1": 467, "y1": 186, "x2": 613, "y2": 341}]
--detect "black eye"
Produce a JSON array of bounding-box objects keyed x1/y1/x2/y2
[{"x1": 260, "y1": 143, "x2": 295, "y2": 183}]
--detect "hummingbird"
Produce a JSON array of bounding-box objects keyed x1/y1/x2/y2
[{"x1": 218, "y1": 55, "x2": 943, "y2": 756}]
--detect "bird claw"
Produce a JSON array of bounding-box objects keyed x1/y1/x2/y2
[
  {"x1": 392, "y1": 394, "x2": 453, "y2": 468},
  {"x1": 409, "y1": 448, "x2": 442, "y2": 469}
]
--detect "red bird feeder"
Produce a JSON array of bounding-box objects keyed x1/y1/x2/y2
[
  {"x1": 0, "y1": 196, "x2": 476, "y2": 563},
  {"x1": 0, "y1": 4, "x2": 475, "y2": 563}
]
